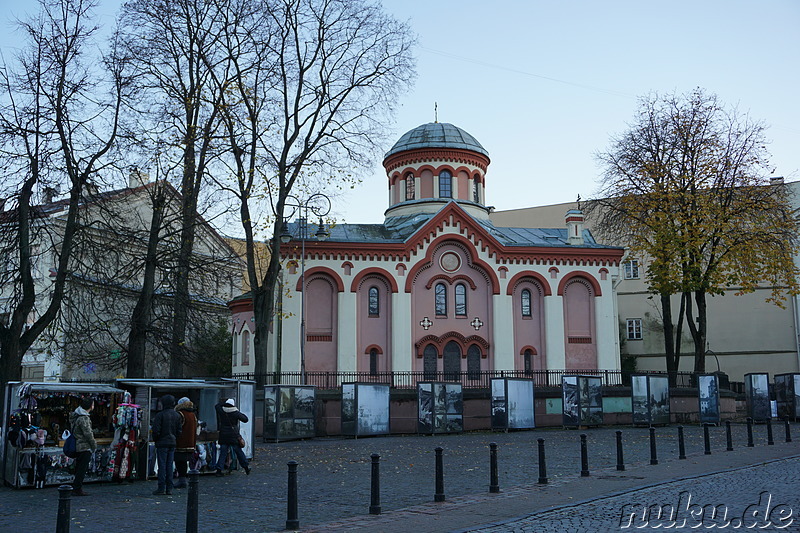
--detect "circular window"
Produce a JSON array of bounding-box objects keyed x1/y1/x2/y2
[{"x1": 440, "y1": 252, "x2": 461, "y2": 273}]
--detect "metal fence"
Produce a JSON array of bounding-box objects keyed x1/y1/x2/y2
[{"x1": 230, "y1": 369, "x2": 704, "y2": 390}]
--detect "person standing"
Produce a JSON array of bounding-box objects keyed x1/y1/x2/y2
[
  {"x1": 214, "y1": 398, "x2": 250, "y2": 476},
  {"x1": 151, "y1": 394, "x2": 182, "y2": 495},
  {"x1": 174, "y1": 397, "x2": 197, "y2": 488},
  {"x1": 69, "y1": 397, "x2": 97, "y2": 496}
]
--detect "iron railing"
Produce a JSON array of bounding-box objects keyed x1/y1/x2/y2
[{"x1": 230, "y1": 369, "x2": 703, "y2": 390}]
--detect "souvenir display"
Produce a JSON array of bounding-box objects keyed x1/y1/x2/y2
[
  {"x1": 418, "y1": 382, "x2": 463, "y2": 434},
  {"x1": 341, "y1": 383, "x2": 390, "y2": 436},
  {"x1": 2, "y1": 382, "x2": 124, "y2": 489},
  {"x1": 774, "y1": 373, "x2": 800, "y2": 420},
  {"x1": 631, "y1": 374, "x2": 670, "y2": 425},
  {"x1": 562, "y1": 375, "x2": 603, "y2": 427},
  {"x1": 698, "y1": 374, "x2": 720, "y2": 425},
  {"x1": 263, "y1": 385, "x2": 316, "y2": 442},
  {"x1": 490, "y1": 378, "x2": 535, "y2": 430},
  {"x1": 744, "y1": 373, "x2": 771, "y2": 421}
]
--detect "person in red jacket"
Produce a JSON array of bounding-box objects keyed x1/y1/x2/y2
[{"x1": 174, "y1": 397, "x2": 198, "y2": 488}]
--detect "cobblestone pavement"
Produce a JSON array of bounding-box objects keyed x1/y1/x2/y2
[
  {"x1": 1, "y1": 422, "x2": 797, "y2": 532},
  {"x1": 466, "y1": 457, "x2": 800, "y2": 532}
]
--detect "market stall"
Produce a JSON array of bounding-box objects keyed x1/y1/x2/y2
[
  {"x1": 418, "y1": 382, "x2": 463, "y2": 434},
  {"x1": 263, "y1": 385, "x2": 316, "y2": 442},
  {"x1": 115, "y1": 379, "x2": 255, "y2": 478},
  {"x1": 2, "y1": 381, "x2": 127, "y2": 489}
]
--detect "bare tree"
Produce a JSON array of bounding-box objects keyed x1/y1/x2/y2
[
  {"x1": 593, "y1": 89, "x2": 800, "y2": 377},
  {"x1": 0, "y1": 0, "x2": 127, "y2": 389},
  {"x1": 202, "y1": 0, "x2": 415, "y2": 385}
]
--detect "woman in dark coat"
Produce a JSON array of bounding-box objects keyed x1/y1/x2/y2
[{"x1": 214, "y1": 398, "x2": 250, "y2": 475}]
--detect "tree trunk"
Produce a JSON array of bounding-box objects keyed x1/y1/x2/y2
[
  {"x1": 127, "y1": 183, "x2": 166, "y2": 378},
  {"x1": 693, "y1": 289, "x2": 708, "y2": 373},
  {"x1": 660, "y1": 293, "x2": 677, "y2": 387},
  {"x1": 252, "y1": 234, "x2": 283, "y2": 388}
]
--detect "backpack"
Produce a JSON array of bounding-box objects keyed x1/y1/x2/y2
[{"x1": 62, "y1": 430, "x2": 77, "y2": 458}]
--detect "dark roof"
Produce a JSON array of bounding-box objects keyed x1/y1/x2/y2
[{"x1": 385, "y1": 122, "x2": 489, "y2": 158}]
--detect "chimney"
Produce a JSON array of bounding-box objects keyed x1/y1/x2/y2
[
  {"x1": 43, "y1": 186, "x2": 58, "y2": 204},
  {"x1": 565, "y1": 208, "x2": 585, "y2": 245},
  {"x1": 128, "y1": 167, "x2": 150, "y2": 189}
]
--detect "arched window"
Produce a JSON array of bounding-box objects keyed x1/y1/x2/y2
[
  {"x1": 467, "y1": 345, "x2": 481, "y2": 380},
  {"x1": 435, "y1": 282, "x2": 447, "y2": 316},
  {"x1": 455, "y1": 283, "x2": 467, "y2": 317},
  {"x1": 232, "y1": 331, "x2": 238, "y2": 366},
  {"x1": 368, "y1": 286, "x2": 379, "y2": 316},
  {"x1": 443, "y1": 341, "x2": 461, "y2": 380},
  {"x1": 524, "y1": 349, "x2": 533, "y2": 375},
  {"x1": 472, "y1": 176, "x2": 481, "y2": 203},
  {"x1": 405, "y1": 172, "x2": 415, "y2": 200},
  {"x1": 423, "y1": 344, "x2": 438, "y2": 380},
  {"x1": 241, "y1": 329, "x2": 250, "y2": 365},
  {"x1": 439, "y1": 169, "x2": 452, "y2": 198},
  {"x1": 369, "y1": 348, "x2": 379, "y2": 376},
  {"x1": 521, "y1": 289, "x2": 532, "y2": 318}
]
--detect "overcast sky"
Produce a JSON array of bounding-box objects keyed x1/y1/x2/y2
[{"x1": 2, "y1": 0, "x2": 798, "y2": 226}]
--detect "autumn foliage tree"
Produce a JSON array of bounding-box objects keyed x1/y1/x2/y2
[{"x1": 592, "y1": 89, "x2": 800, "y2": 378}]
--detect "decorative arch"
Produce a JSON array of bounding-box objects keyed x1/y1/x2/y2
[
  {"x1": 350, "y1": 267, "x2": 399, "y2": 293},
  {"x1": 363, "y1": 344, "x2": 383, "y2": 354},
  {"x1": 506, "y1": 271, "x2": 552, "y2": 296},
  {"x1": 404, "y1": 234, "x2": 501, "y2": 294},
  {"x1": 295, "y1": 266, "x2": 345, "y2": 292},
  {"x1": 599, "y1": 268, "x2": 609, "y2": 280},
  {"x1": 414, "y1": 331, "x2": 489, "y2": 357},
  {"x1": 425, "y1": 273, "x2": 478, "y2": 290},
  {"x1": 557, "y1": 271, "x2": 602, "y2": 296},
  {"x1": 519, "y1": 345, "x2": 538, "y2": 355}
]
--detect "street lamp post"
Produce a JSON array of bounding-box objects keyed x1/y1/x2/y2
[{"x1": 280, "y1": 193, "x2": 331, "y2": 386}]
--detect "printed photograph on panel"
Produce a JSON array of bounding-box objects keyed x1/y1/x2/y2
[
  {"x1": 446, "y1": 384, "x2": 463, "y2": 415},
  {"x1": 418, "y1": 383, "x2": 433, "y2": 433},
  {"x1": 649, "y1": 376, "x2": 670, "y2": 425},
  {"x1": 280, "y1": 388, "x2": 292, "y2": 416},
  {"x1": 631, "y1": 375, "x2": 649, "y2": 424},
  {"x1": 795, "y1": 375, "x2": 800, "y2": 418},
  {"x1": 264, "y1": 387, "x2": 277, "y2": 425},
  {"x1": 491, "y1": 379, "x2": 507, "y2": 429},
  {"x1": 434, "y1": 383, "x2": 448, "y2": 414},
  {"x1": 699, "y1": 375, "x2": 720, "y2": 424},
  {"x1": 356, "y1": 384, "x2": 390, "y2": 435},
  {"x1": 747, "y1": 374, "x2": 771, "y2": 421},
  {"x1": 562, "y1": 376, "x2": 579, "y2": 426},
  {"x1": 447, "y1": 415, "x2": 463, "y2": 433},
  {"x1": 507, "y1": 380, "x2": 535, "y2": 429},
  {"x1": 585, "y1": 377, "x2": 603, "y2": 426},
  {"x1": 293, "y1": 418, "x2": 315, "y2": 439},
  {"x1": 294, "y1": 388, "x2": 315, "y2": 420}
]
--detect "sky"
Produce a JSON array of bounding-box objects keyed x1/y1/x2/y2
[{"x1": 2, "y1": 0, "x2": 799, "y2": 226}]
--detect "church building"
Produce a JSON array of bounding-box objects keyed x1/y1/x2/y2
[{"x1": 230, "y1": 122, "x2": 625, "y2": 378}]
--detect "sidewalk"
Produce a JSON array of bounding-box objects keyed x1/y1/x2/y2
[{"x1": 1, "y1": 423, "x2": 797, "y2": 532}]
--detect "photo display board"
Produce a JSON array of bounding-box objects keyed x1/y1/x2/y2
[
  {"x1": 774, "y1": 373, "x2": 800, "y2": 420},
  {"x1": 744, "y1": 373, "x2": 771, "y2": 421},
  {"x1": 562, "y1": 375, "x2": 603, "y2": 427},
  {"x1": 698, "y1": 374, "x2": 721, "y2": 424},
  {"x1": 631, "y1": 374, "x2": 670, "y2": 425},
  {"x1": 341, "y1": 383, "x2": 390, "y2": 436},
  {"x1": 417, "y1": 382, "x2": 463, "y2": 434},
  {"x1": 490, "y1": 378, "x2": 535, "y2": 430},
  {"x1": 263, "y1": 385, "x2": 316, "y2": 442}
]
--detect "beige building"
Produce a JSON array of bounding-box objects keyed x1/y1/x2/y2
[{"x1": 490, "y1": 183, "x2": 800, "y2": 382}]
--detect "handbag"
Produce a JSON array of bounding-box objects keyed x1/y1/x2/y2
[{"x1": 226, "y1": 412, "x2": 246, "y2": 448}]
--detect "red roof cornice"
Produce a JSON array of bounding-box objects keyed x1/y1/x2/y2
[{"x1": 383, "y1": 148, "x2": 490, "y2": 174}]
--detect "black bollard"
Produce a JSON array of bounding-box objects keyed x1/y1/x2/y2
[
  {"x1": 615, "y1": 431, "x2": 625, "y2": 471},
  {"x1": 434, "y1": 447, "x2": 445, "y2": 502},
  {"x1": 725, "y1": 420, "x2": 733, "y2": 451},
  {"x1": 746, "y1": 417, "x2": 754, "y2": 447},
  {"x1": 649, "y1": 426, "x2": 659, "y2": 465},
  {"x1": 56, "y1": 485, "x2": 72, "y2": 533},
  {"x1": 677, "y1": 426, "x2": 686, "y2": 460},
  {"x1": 489, "y1": 443, "x2": 500, "y2": 493},
  {"x1": 186, "y1": 469, "x2": 199, "y2": 533},
  {"x1": 785, "y1": 418, "x2": 792, "y2": 443},
  {"x1": 369, "y1": 454, "x2": 381, "y2": 515},
  {"x1": 537, "y1": 438, "x2": 548, "y2": 484},
  {"x1": 286, "y1": 461, "x2": 299, "y2": 530},
  {"x1": 580, "y1": 434, "x2": 590, "y2": 477},
  {"x1": 767, "y1": 418, "x2": 774, "y2": 445},
  {"x1": 703, "y1": 423, "x2": 711, "y2": 455}
]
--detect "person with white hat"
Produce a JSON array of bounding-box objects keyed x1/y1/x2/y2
[{"x1": 214, "y1": 398, "x2": 250, "y2": 476}]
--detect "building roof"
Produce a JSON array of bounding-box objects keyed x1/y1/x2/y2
[
  {"x1": 385, "y1": 122, "x2": 490, "y2": 158},
  {"x1": 282, "y1": 203, "x2": 614, "y2": 249}
]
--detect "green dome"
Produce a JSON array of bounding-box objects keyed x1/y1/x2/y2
[{"x1": 385, "y1": 122, "x2": 489, "y2": 158}]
